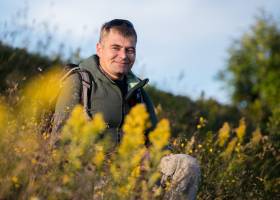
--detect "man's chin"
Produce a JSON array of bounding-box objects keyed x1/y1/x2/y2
[
  {"x1": 116, "y1": 66, "x2": 131, "y2": 74},
  {"x1": 117, "y1": 70, "x2": 129, "y2": 77}
]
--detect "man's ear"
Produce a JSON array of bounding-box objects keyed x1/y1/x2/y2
[{"x1": 96, "y1": 43, "x2": 102, "y2": 57}]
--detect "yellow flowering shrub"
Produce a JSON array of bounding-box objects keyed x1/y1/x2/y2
[
  {"x1": 0, "y1": 68, "x2": 278, "y2": 199},
  {"x1": 109, "y1": 104, "x2": 158, "y2": 198},
  {"x1": 251, "y1": 128, "x2": 262, "y2": 146},
  {"x1": 221, "y1": 137, "x2": 238, "y2": 159},
  {"x1": 92, "y1": 145, "x2": 105, "y2": 168},
  {"x1": 235, "y1": 118, "x2": 246, "y2": 143},
  {"x1": 197, "y1": 116, "x2": 207, "y2": 129},
  {"x1": 19, "y1": 67, "x2": 62, "y2": 121},
  {"x1": 217, "y1": 122, "x2": 230, "y2": 147},
  {"x1": 149, "y1": 119, "x2": 170, "y2": 150},
  {"x1": 0, "y1": 102, "x2": 8, "y2": 130}
]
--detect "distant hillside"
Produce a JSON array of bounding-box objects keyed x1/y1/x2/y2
[
  {"x1": 0, "y1": 41, "x2": 60, "y2": 92},
  {"x1": 0, "y1": 42, "x2": 241, "y2": 138},
  {"x1": 146, "y1": 86, "x2": 240, "y2": 138}
]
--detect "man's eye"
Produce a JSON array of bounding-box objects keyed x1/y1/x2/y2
[
  {"x1": 112, "y1": 46, "x2": 120, "y2": 51},
  {"x1": 127, "y1": 49, "x2": 135, "y2": 54}
]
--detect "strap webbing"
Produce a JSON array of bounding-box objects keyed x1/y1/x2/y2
[
  {"x1": 61, "y1": 64, "x2": 93, "y2": 120},
  {"x1": 79, "y1": 71, "x2": 93, "y2": 120}
]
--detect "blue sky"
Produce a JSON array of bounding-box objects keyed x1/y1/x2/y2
[{"x1": 1, "y1": 0, "x2": 280, "y2": 104}]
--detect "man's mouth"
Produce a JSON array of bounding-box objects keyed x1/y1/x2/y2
[{"x1": 115, "y1": 61, "x2": 129, "y2": 65}]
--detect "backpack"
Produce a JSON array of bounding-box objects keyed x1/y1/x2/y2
[{"x1": 40, "y1": 63, "x2": 93, "y2": 134}]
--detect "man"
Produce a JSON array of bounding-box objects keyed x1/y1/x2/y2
[
  {"x1": 52, "y1": 19, "x2": 200, "y2": 200},
  {"x1": 52, "y1": 19, "x2": 157, "y2": 143}
]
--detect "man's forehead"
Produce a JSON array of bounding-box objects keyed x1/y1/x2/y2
[{"x1": 101, "y1": 29, "x2": 136, "y2": 46}]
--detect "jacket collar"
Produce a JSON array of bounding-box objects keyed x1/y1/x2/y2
[{"x1": 79, "y1": 55, "x2": 149, "y2": 92}]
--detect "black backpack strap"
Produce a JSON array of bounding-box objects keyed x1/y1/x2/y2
[
  {"x1": 78, "y1": 70, "x2": 93, "y2": 119},
  {"x1": 61, "y1": 66, "x2": 81, "y2": 82},
  {"x1": 62, "y1": 64, "x2": 94, "y2": 120}
]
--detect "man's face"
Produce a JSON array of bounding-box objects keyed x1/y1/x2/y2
[{"x1": 96, "y1": 29, "x2": 136, "y2": 80}]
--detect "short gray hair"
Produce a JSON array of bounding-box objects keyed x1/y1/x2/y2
[{"x1": 99, "y1": 19, "x2": 137, "y2": 42}]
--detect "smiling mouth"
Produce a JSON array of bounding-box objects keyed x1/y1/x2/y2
[{"x1": 115, "y1": 62, "x2": 129, "y2": 65}]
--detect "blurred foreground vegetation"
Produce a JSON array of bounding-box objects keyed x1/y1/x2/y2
[{"x1": 0, "y1": 13, "x2": 279, "y2": 199}]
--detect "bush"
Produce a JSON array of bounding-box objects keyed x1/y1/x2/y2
[{"x1": 0, "y1": 72, "x2": 171, "y2": 199}]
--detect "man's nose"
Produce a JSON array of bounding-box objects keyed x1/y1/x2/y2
[{"x1": 118, "y1": 49, "x2": 128, "y2": 59}]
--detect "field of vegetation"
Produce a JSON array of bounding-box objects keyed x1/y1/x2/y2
[{"x1": 0, "y1": 12, "x2": 279, "y2": 199}]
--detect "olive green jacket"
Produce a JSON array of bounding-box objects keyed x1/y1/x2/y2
[{"x1": 51, "y1": 55, "x2": 157, "y2": 144}]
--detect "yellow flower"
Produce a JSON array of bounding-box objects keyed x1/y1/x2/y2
[
  {"x1": 20, "y1": 67, "x2": 62, "y2": 119},
  {"x1": 148, "y1": 171, "x2": 161, "y2": 187},
  {"x1": 42, "y1": 132, "x2": 50, "y2": 140},
  {"x1": 196, "y1": 116, "x2": 206, "y2": 129},
  {"x1": 62, "y1": 106, "x2": 106, "y2": 168},
  {"x1": 221, "y1": 137, "x2": 238, "y2": 159},
  {"x1": 199, "y1": 117, "x2": 206, "y2": 126},
  {"x1": 218, "y1": 122, "x2": 230, "y2": 146},
  {"x1": 199, "y1": 117, "x2": 204, "y2": 122},
  {"x1": 0, "y1": 102, "x2": 9, "y2": 133},
  {"x1": 0, "y1": 103, "x2": 7, "y2": 127},
  {"x1": 149, "y1": 119, "x2": 170, "y2": 150},
  {"x1": 29, "y1": 196, "x2": 40, "y2": 200},
  {"x1": 172, "y1": 139, "x2": 177, "y2": 146},
  {"x1": 131, "y1": 166, "x2": 141, "y2": 178},
  {"x1": 11, "y1": 176, "x2": 18, "y2": 184},
  {"x1": 122, "y1": 104, "x2": 150, "y2": 136},
  {"x1": 91, "y1": 113, "x2": 106, "y2": 133},
  {"x1": 155, "y1": 104, "x2": 162, "y2": 115},
  {"x1": 119, "y1": 104, "x2": 148, "y2": 159},
  {"x1": 235, "y1": 118, "x2": 246, "y2": 143},
  {"x1": 130, "y1": 148, "x2": 146, "y2": 168},
  {"x1": 64, "y1": 105, "x2": 87, "y2": 135},
  {"x1": 52, "y1": 149, "x2": 58, "y2": 160},
  {"x1": 62, "y1": 174, "x2": 71, "y2": 184},
  {"x1": 92, "y1": 145, "x2": 105, "y2": 168},
  {"x1": 251, "y1": 128, "x2": 262, "y2": 146},
  {"x1": 119, "y1": 185, "x2": 129, "y2": 197},
  {"x1": 152, "y1": 186, "x2": 162, "y2": 197},
  {"x1": 68, "y1": 146, "x2": 83, "y2": 169},
  {"x1": 110, "y1": 164, "x2": 120, "y2": 181},
  {"x1": 11, "y1": 176, "x2": 20, "y2": 188},
  {"x1": 31, "y1": 158, "x2": 37, "y2": 165}
]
